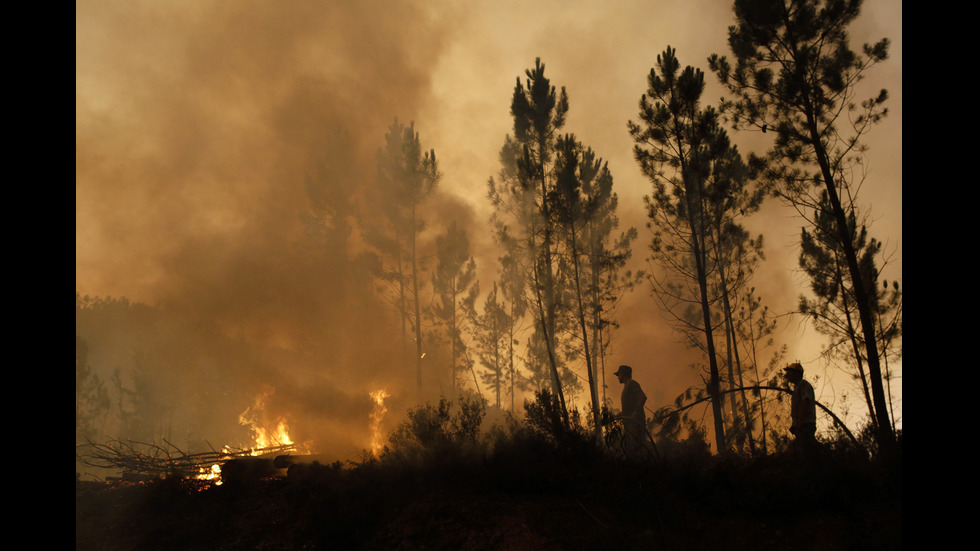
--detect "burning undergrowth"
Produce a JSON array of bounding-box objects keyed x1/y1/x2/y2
[
  {"x1": 75, "y1": 292, "x2": 418, "y2": 483},
  {"x1": 76, "y1": 384, "x2": 393, "y2": 487},
  {"x1": 76, "y1": 392, "x2": 902, "y2": 551}
]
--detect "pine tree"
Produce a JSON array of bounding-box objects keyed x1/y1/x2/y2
[
  {"x1": 577, "y1": 156, "x2": 641, "y2": 413},
  {"x1": 488, "y1": 58, "x2": 571, "y2": 425},
  {"x1": 471, "y1": 282, "x2": 510, "y2": 408},
  {"x1": 432, "y1": 220, "x2": 479, "y2": 398},
  {"x1": 551, "y1": 135, "x2": 609, "y2": 435},
  {"x1": 734, "y1": 287, "x2": 787, "y2": 454},
  {"x1": 498, "y1": 247, "x2": 529, "y2": 412},
  {"x1": 708, "y1": 0, "x2": 896, "y2": 454},
  {"x1": 703, "y1": 145, "x2": 765, "y2": 454},
  {"x1": 798, "y1": 193, "x2": 901, "y2": 431},
  {"x1": 628, "y1": 46, "x2": 736, "y2": 453},
  {"x1": 370, "y1": 118, "x2": 440, "y2": 397}
]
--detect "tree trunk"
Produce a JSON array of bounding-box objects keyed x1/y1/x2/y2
[
  {"x1": 807, "y1": 115, "x2": 895, "y2": 455},
  {"x1": 692, "y1": 230, "x2": 728, "y2": 453},
  {"x1": 568, "y1": 220, "x2": 601, "y2": 435},
  {"x1": 535, "y1": 157, "x2": 569, "y2": 426},
  {"x1": 835, "y1": 260, "x2": 877, "y2": 428}
]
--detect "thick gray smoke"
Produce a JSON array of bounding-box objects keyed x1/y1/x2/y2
[
  {"x1": 76, "y1": 1, "x2": 901, "y2": 460},
  {"x1": 76, "y1": 0, "x2": 466, "y2": 458}
]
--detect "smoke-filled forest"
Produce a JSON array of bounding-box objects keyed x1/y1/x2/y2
[{"x1": 77, "y1": 0, "x2": 902, "y2": 549}]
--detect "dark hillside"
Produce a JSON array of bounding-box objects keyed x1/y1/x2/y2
[{"x1": 76, "y1": 439, "x2": 902, "y2": 551}]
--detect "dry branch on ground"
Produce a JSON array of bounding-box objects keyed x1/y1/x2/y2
[{"x1": 76, "y1": 438, "x2": 296, "y2": 480}]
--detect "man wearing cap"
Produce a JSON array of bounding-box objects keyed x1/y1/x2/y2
[
  {"x1": 784, "y1": 362, "x2": 816, "y2": 453},
  {"x1": 614, "y1": 365, "x2": 647, "y2": 458}
]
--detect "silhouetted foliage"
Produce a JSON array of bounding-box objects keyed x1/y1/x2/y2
[
  {"x1": 799, "y1": 192, "x2": 902, "y2": 430},
  {"x1": 470, "y1": 282, "x2": 510, "y2": 407},
  {"x1": 734, "y1": 287, "x2": 787, "y2": 455},
  {"x1": 431, "y1": 220, "x2": 479, "y2": 397},
  {"x1": 77, "y1": 393, "x2": 902, "y2": 551},
  {"x1": 551, "y1": 134, "x2": 624, "y2": 435},
  {"x1": 488, "y1": 58, "x2": 573, "y2": 424},
  {"x1": 709, "y1": 0, "x2": 897, "y2": 456},
  {"x1": 521, "y1": 388, "x2": 592, "y2": 453},
  {"x1": 365, "y1": 118, "x2": 440, "y2": 396},
  {"x1": 380, "y1": 393, "x2": 488, "y2": 467},
  {"x1": 628, "y1": 45, "x2": 737, "y2": 453}
]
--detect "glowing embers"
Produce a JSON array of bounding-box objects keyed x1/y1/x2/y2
[
  {"x1": 369, "y1": 389, "x2": 390, "y2": 457},
  {"x1": 194, "y1": 463, "x2": 223, "y2": 485}
]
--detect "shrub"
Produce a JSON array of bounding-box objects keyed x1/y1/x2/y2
[{"x1": 380, "y1": 392, "x2": 488, "y2": 466}]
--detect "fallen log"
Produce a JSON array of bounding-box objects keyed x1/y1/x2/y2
[
  {"x1": 272, "y1": 454, "x2": 335, "y2": 469},
  {"x1": 220, "y1": 457, "x2": 278, "y2": 484}
]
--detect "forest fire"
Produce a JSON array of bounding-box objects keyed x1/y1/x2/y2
[
  {"x1": 369, "y1": 389, "x2": 390, "y2": 458},
  {"x1": 241, "y1": 417, "x2": 295, "y2": 452},
  {"x1": 76, "y1": 1, "x2": 902, "y2": 547},
  {"x1": 76, "y1": 387, "x2": 306, "y2": 485},
  {"x1": 194, "y1": 463, "x2": 222, "y2": 483},
  {"x1": 191, "y1": 387, "x2": 305, "y2": 483},
  {"x1": 238, "y1": 387, "x2": 297, "y2": 453}
]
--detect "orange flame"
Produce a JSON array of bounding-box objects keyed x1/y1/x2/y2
[
  {"x1": 194, "y1": 463, "x2": 223, "y2": 485},
  {"x1": 369, "y1": 389, "x2": 390, "y2": 458},
  {"x1": 238, "y1": 387, "x2": 295, "y2": 453},
  {"x1": 192, "y1": 387, "x2": 307, "y2": 484}
]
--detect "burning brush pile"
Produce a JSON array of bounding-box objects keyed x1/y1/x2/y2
[
  {"x1": 76, "y1": 386, "x2": 390, "y2": 486},
  {"x1": 75, "y1": 438, "x2": 298, "y2": 484}
]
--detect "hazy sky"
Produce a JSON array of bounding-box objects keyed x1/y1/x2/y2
[{"x1": 76, "y1": 0, "x2": 902, "y2": 454}]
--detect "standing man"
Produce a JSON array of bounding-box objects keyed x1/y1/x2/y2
[
  {"x1": 614, "y1": 365, "x2": 647, "y2": 458},
  {"x1": 784, "y1": 362, "x2": 817, "y2": 454}
]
